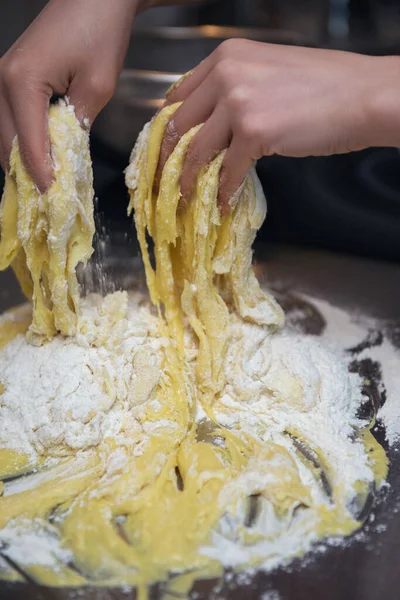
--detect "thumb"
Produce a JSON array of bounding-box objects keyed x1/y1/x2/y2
[{"x1": 10, "y1": 84, "x2": 53, "y2": 193}]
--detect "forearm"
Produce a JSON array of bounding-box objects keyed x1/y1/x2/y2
[{"x1": 367, "y1": 56, "x2": 400, "y2": 148}]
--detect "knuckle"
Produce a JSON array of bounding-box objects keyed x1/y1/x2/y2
[
  {"x1": 212, "y1": 58, "x2": 237, "y2": 92},
  {"x1": 1, "y1": 56, "x2": 27, "y2": 90},
  {"x1": 215, "y1": 38, "x2": 245, "y2": 60},
  {"x1": 235, "y1": 116, "x2": 262, "y2": 149},
  {"x1": 226, "y1": 86, "x2": 250, "y2": 114},
  {"x1": 88, "y1": 73, "x2": 117, "y2": 104}
]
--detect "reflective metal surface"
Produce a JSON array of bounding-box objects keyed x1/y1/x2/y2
[
  {"x1": 92, "y1": 70, "x2": 179, "y2": 158},
  {"x1": 125, "y1": 25, "x2": 314, "y2": 72}
]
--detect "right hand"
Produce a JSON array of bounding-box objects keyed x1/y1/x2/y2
[
  {"x1": 156, "y1": 39, "x2": 400, "y2": 213},
  {"x1": 0, "y1": 0, "x2": 139, "y2": 192}
]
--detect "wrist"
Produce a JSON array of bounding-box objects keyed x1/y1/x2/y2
[{"x1": 367, "y1": 56, "x2": 400, "y2": 148}]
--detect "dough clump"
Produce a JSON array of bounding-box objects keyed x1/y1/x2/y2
[{"x1": 0, "y1": 100, "x2": 95, "y2": 344}]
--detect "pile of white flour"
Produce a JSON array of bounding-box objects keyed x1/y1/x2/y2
[
  {"x1": 0, "y1": 289, "x2": 399, "y2": 582},
  {"x1": 0, "y1": 291, "x2": 167, "y2": 460}
]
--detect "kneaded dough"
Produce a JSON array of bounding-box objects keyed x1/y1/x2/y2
[
  {"x1": 126, "y1": 102, "x2": 284, "y2": 401},
  {"x1": 0, "y1": 100, "x2": 95, "y2": 344}
]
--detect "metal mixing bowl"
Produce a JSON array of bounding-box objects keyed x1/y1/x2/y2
[
  {"x1": 92, "y1": 70, "x2": 179, "y2": 159},
  {"x1": 2, "y1": 243, "x2": 400, "y2": 600},
  {"x1": 124, "y1": 26, "x2": 314, "y2": 72}
]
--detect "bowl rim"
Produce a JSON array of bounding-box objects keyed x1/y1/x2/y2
[
  {"x1": 131, "y1": 25, "x2": 317, "y2": 46},
  {"x1": 120, "y1": 69, "x2": 181, "y2": 83}
]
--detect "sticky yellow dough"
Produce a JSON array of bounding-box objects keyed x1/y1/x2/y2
[
  {"x1": 0, "y1": 102, "x2": 388, "y2": 597},
  {"x1": 126, "y1": 103, "x2": 284, "y2": 401},
  {"x1": 0, "y1": 100, "x2": 95, "y2": 344}
]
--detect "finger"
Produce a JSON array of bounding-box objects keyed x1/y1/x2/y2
[
  {"x1": 218, "y1": 137, "x2": 255, "y2": 215},
  {"x1": 67, "y1": 69, "x2": 117, "y2": 128},
  {"x1": 0, "y1": 102, "x2": 17, "y2": 173},
  {"x1": 10, "y1": 84, "x2": 53, "y2": 193},
  {"x1": 180, "y1": 106, "x2": 231, "y2": 202},
  {"x1": 155, "y1": 78, "x2": 218, "y2": 188},
  {"x1": 165, "y1": 39, "x2": 267, "y2": 105},
  {"x1": 165, "y1": 54, "x2": 215, "y2": 104},
  {"x1": 154, "y1": 118, "x2": 181, "y2": 193}
]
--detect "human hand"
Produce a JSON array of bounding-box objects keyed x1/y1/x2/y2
[
  {"x1": 0, "y1": 0, "x2": 140, "y2": 192},
  {"x1": 156, "y1": 39, "x2": 400, "y2": 213}
]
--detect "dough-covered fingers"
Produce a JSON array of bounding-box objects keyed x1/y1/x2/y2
[
  {"x1": 162, "y1": 39, "x2": 400, "y2": 214},
  {"x1": 156, "y1": 79, "x2": 217, "y2": 188},
  {"x1": 218, "y1": 139, "x2": 255, "y2": 215},
  {"x1": 180, "y1": 107, "x2": 231, "y2": 202}
]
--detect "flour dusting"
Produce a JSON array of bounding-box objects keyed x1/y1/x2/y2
[{"x1": 0, "y1": 289, "x2": 399, "y2": 588}]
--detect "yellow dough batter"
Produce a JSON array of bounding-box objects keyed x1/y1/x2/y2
[
  {"x1": 0, "y1": 100, "x2": 95, "y2": 344},
  {"x1": 126, "y1": 102, "x2": 284, "y2": 402},
  {"x1": 0, "y1": 101, "x2": 388, "y2": 598}
]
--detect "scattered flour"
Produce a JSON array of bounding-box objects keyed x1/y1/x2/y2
[
  {"x1": 200, "y1": 293, "x2": 400, "y2": 572},
  {"x1": 363, "y1": 341, "x2": 400, "y2": 446},
  {"x1": 1, "y1": 290, "x2": 400, "y2": 586},
  {"x1": 305, "y1": 295, "x2": 400, "y2": 446},
  {"x1": 0, "y1": 521, "x2": 72, "y2": 569},
  {"x1": 217, "y1": 315, "x2": 374, "y2": 502}
]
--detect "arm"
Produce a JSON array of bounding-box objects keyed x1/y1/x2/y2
[{"x1": 156, "y1": 40, "x2": 400, "y2": 211}]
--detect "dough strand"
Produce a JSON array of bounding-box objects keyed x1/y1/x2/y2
[{"x1": 0, "y1": 100, "x2": 95, "y2": 344}]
